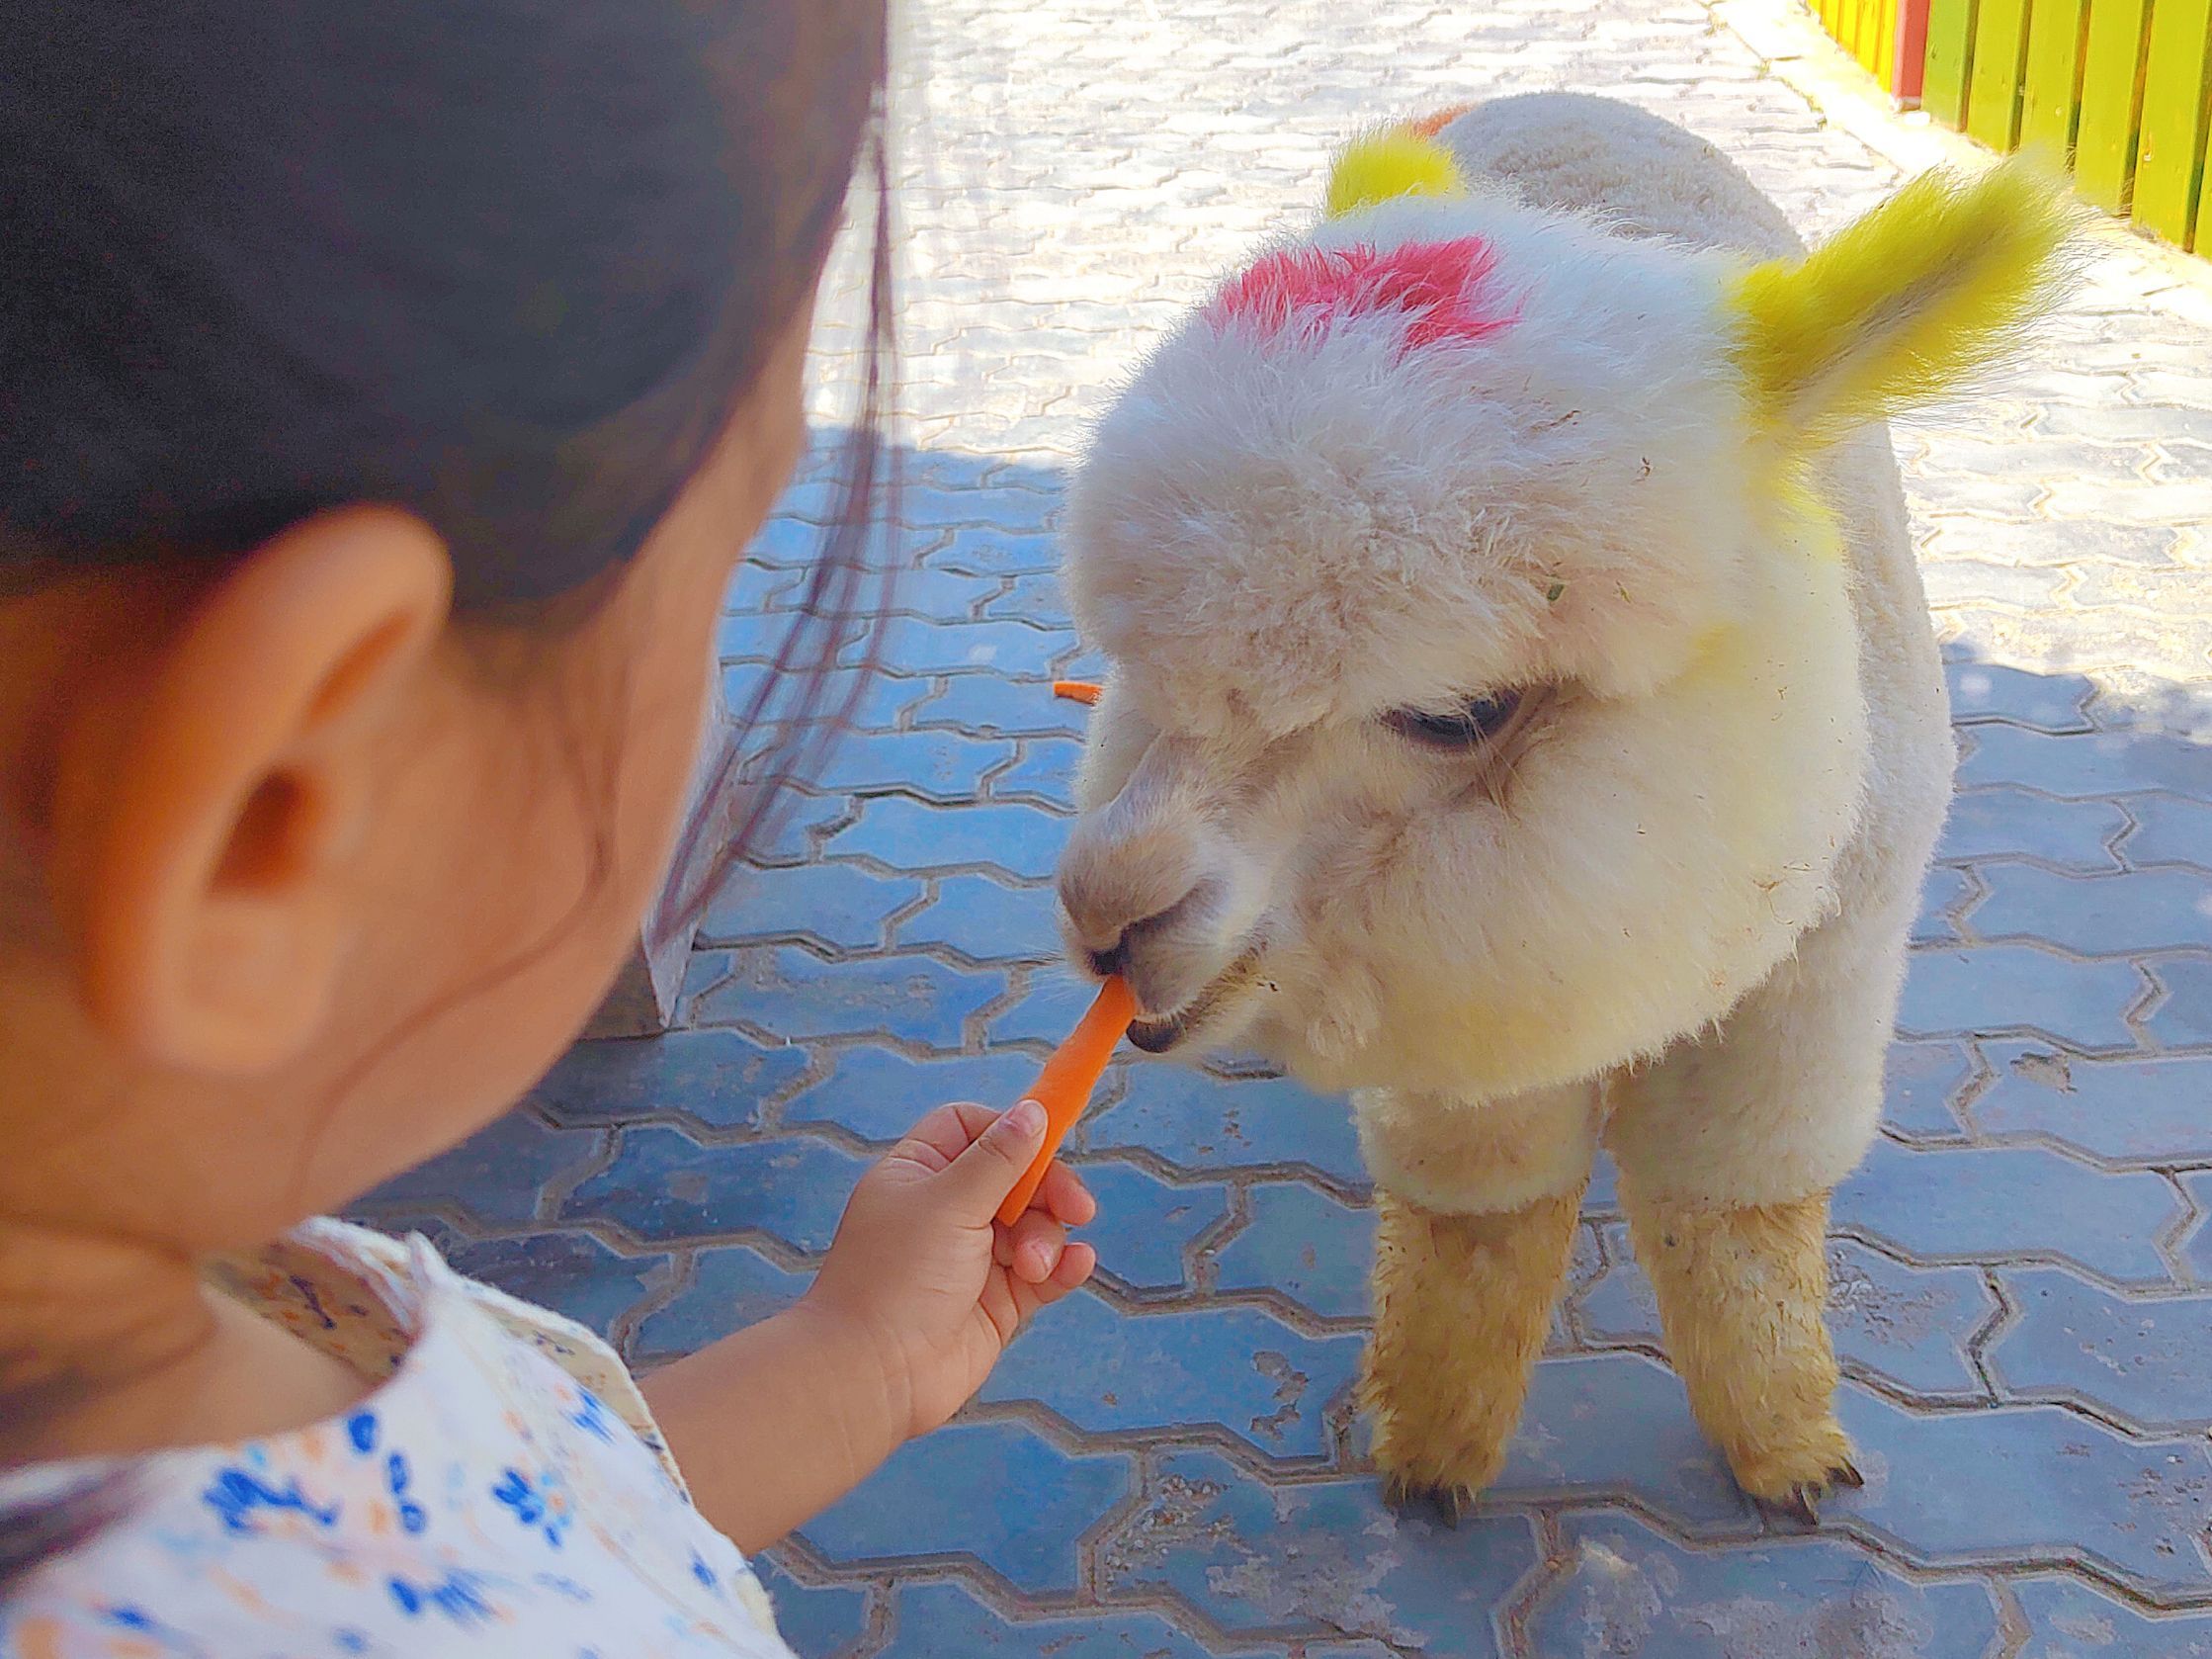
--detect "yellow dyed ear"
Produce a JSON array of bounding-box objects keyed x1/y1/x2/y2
[
  {"x1": 1731, "y1": 158, "x2": 2079, "y2": 447},
  {"x1": 1324, "y1": 127, "x2": 1469, "y2": 219}
]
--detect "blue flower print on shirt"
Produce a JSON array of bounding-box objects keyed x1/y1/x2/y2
[
  {"x1": 491, "y1": 1466, "x2": 572, "y2": 1548},
  {"x1": 383, "y1": 1450, "x2": 428, "y2": 1535},
  {"x1": 386, "y1": 1568, "x2": 493, "y2": 1624},
  {"x1": 347, "y1": 1410, "x2": 379, "y2": 1453},
  {"x1": 203, "y1": 1467, "x2": 342, "y2": 1535},
  {"x1": 690, "y1": 1553, "x2": 718, "y2": 1592},
  {"x1": 569, "y1": 1388, "x2": 615, "y2": 1443}
]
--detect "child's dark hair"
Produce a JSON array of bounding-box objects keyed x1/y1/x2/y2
[{"x1": 0, "y1": 0, "x2": 890, "y2": 1582}]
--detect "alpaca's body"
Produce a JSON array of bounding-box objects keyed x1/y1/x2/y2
[
  {"x1": 1378, "y1": 95, "x2": 1957, "y2": 1213},
  {"x1": 1053, "y1": 94, "x2": 2066, "y2": 1517}
]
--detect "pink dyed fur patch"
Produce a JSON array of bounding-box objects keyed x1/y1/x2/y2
[{"x1": 1205, "y1": 238, "x2": 1513, "y2": 355}]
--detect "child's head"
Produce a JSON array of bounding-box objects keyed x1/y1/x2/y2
[{"x1": 0, "y1": 1, "x2": 885, "y2": 1253}]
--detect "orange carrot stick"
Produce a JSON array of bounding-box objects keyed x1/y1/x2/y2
[
  {"x1": 994, "y1": 976, "x2": 1137, "y2": 1226},
  {"x1": 1052, "y1": 679, "x2": 1103, "y2": 706}
]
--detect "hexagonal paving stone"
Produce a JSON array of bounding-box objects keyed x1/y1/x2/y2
[
  {"x1": 718, "y1": 608, "x2": 868, "y2": 663},
  {"x1": 1575, "y1": 1227, "x2": 1997, "y2": 1398},
  {"x1": 1064, "y1": 1158, "x2": 1230, "y2": 1292},
  {"x1": 741, "y1": 789, "x2": 862, "y2": 868},
  {"x1": 437, "y1": 1230, "x2": 669, "y2": 1342},
  {"x1": 360, "y1": 1108, "x2": 602, "y2": 1230},
  {"x1": 693, "y1": 947, "x2": 1007, "y2": 1047},
  {"x1": 2182, "y1": 1172, "x2": 2212, "y2": 1283},
  {"x1": 881, "y1": 564, "x2": 1006, "y2": 622},
  {"x1": 700, "y1": 862, "x2": 929, "y2": 953},
  {"x1": 1915, "y1": 865, "x2": 1974, "y2": 944},
  {"x1": 828, "y1": 796, "x2": 1069, "y2": 880},
  {"x1": 1948, "y1": 662, "x2": 2097, "y2": 733},
  {"x1": 846, "y1": 616, "x2": 1070, "y2": 678},
  {"x1": 806, "y1": 729, "x2": 1016, "y2": 801},
  {"x1": 1882, "y1": 1039, "x2": 1976, "y2": 1139},
  {"x1": 880, "y1": 1579, "x2": 1226, "y2": 1659},
  {"x1": 1968, "y1": 1046, "x2": 2212, "y2": 1163},
  {"x1": 630, "y1": 1244, "x2": 810, "y2": 1368},
  {"x1": 751, "y1": 1556, "x2": 871, "y2": 1659},
  {"x1": 1834, "y1": 1138, "x2": 2181, "y2": 1285},
  {"x1": 930, "y1": 526, "x2": 1064, "y2": 576},
  {"x1": 1988, "y1": 1266, "x2": 2212, "y2": 1432},
  {"x1": 1213, "y1": 1181, "x2": 1376, "y2": 1321},
  {"x1": 782, "y1": 1045, "x2": 1044, "y2": 1142},
  {"x1": 1095, "y1": 1447, "x2": 1539, "y2": 1650},
  {"x1": 2125, "y1": 793, "x2": 2212, "y2": 871},
  {"x1": 984, "y1": 571, "x2": 1070, "y2": 626},
  {"x1": 1956, "y1": 725, "x2": 2212, "y2": 803},
  {"x1": 988, "y1": 738, "x2": 1083, "y2": 810},
  {"x1": 1086, "y1": 1064, "x2": 1368, "y2": 1187},
  {"x1": 2011, "y1": 1573, "x2": 2212, "y2": 1657},
  {"x1": 1527, "y1": 1509, "x2": 2003, "y2": 1659},
  {"x1": 912, "y1": 674, "x2": 1089, "y2": 739},
  {"x1": 894, "y1": 872, "x2": 1062, "y2": 963},
  {"x1": 1898, "y1": 945, "x2": 2144, "y2": 1051},
  {"x1": 1495, "y1": 1353, "x2": 1755, "y2": 1529},
  {"x1": 1834, "y1": 1385, "x2": 2212, "y2": 1597},
  {"x1": 978, "y1": 1289, "x2": 1362, "y2": 1460},
  {"x1": 561, "y1": 1128, "x2": 867, "y2": 1254},
  {"x1": 2148, "y1": 958, "x2": 2212, "y2": 1047},
  {"x1": 1939, "y1": 787, "x2": 2129, "y2": 870},
  {"x1": 530, "y1": 1030, "x2": 812, "y2": 1135},
  {"x1": 799, "y1": 1421, "x2": 1131, "y2": 1595},
  {"x1": 1969, "y1": 866, "x2": 2212, "y2": 956}
]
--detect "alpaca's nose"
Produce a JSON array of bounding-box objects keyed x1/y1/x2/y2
[{"x1": 1056, "y1": 749, "x2": 1241, "y2": 1018}]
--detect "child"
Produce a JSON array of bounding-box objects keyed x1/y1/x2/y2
[{"x1": 0, "y1": 3, "x2": 1098, "y2": 1653}]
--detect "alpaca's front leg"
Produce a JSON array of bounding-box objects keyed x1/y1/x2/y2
[
  {"x1": 1356, "y1": 1083, "x2": 1598, "y2": 1519},
  {"x1": 1364, "y1": 1184, "x2": 1583, "y2": 1518},
  {"x1": 1617, "y1": 1180, "x2": 1858, "y2": 1522}
]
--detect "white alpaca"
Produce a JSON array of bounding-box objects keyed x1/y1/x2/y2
[{"x1": 1052, "y1": 93, "x2": 2072, "y2": 1519}]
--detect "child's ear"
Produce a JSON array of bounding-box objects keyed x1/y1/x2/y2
[
  {"x1": 1729, "y1": 157, "x2": 2082, "y2": 448},
  {"x1": 49, "y1": 506, "x2": 452, "y2": 1075}
]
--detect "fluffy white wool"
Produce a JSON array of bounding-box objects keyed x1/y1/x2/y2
[{"x1": 1061, "y1": 93, "x2": 1955, "y2": 1214}]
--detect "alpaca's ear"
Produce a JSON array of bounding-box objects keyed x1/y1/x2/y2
[
  {"x1": 1729, "y1": 158, "x2": 2081, "y2": 448},
  {"x1": 1324, "y1": 127, "x2": 1469, "y2": 219}
]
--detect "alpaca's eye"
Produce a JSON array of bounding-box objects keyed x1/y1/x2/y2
[{"x1": 1386, "y1": 689, "x2": 1524, "y2": 748}]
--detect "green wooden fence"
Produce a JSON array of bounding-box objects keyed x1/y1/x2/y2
[{"x1": 1816, "y1": 0, "x2": 2212, "y2": 254}]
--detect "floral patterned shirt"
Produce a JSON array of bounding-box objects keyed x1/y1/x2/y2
[{"x1": 0, "y1": 1219, "x2": 799, "y2": 1658}]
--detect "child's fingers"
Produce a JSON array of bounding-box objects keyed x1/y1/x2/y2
[
  {"x1": 935, "y1": 1099, "x2": 1049, "y2": 1216},
  {"x1": 891, "y1": 1100, "x2": 1001, "y2": 1174},
  {"x1": 1052, "y1": 1241, "x2": 1096, "y2": 1288},
  {"x1": 1004, "y1": 1208, "x2": 1065, "y2": 1284},
  {"x1": 1035, "y1": 1160, "x2": 1097, "y2": 1226},
  {"x1": 1010, "y1": 1242, "x2": 1097, "y2": 1323}
]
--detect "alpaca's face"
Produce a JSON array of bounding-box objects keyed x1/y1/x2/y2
[{"x1": 1054, "y1": 197, "x2": 1870, "y2": 1099}]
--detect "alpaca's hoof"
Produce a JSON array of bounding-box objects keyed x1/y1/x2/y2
[
  {"x1": 1743, "y1": 1444, "x2": 1863, "y2": 1528},
  {"x1": 1382, "y1": 1474, "x2": 1478, "y2": 1528}
]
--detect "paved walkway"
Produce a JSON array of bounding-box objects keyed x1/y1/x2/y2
[{"x1": 359, "y1": 0, "x2": 2212, "y2": 1653}]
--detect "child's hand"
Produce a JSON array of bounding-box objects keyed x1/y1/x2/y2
[{"x1": 802, "y1": 1100, "x2": 1098, "y2": 1440}]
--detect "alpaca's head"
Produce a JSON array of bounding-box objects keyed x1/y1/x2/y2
[{"x1": 1055, "y1": 133, "x2": 2073, "y2": 1099}]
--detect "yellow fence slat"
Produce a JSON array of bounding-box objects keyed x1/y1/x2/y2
[
  {"x1": 2075, "y1": 0, "x2": 2155, "y2": 210},
  {"x1": 1924, "y1": 0, "x2": 1980, "y2": 126},
  {"x1": 1969, "y1": 0, "x2": 2037, "y2": 147},
  {"x1": 1874, "y1": 0, "x2": 1901, "y2": 89},
  {"x1": 2199, "y1": 94, "x2": 2212, "y2": 247},
  {"x1": 2131, "y1": 0, "x2": 2212, "y2": 244},
  {"x1": 2021, "y1": 0, "x2": 2091, "y2": 156}
]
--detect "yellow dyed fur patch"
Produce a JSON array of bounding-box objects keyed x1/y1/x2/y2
[
  {"x1": 1730, "y1": 157, "x2": 2078, "y2": 447},
  {"x1": 1324, "y1": 128, "x2": 1469, "y2": 220}
]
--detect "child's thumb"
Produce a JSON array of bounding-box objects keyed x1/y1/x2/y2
[{"x1": 939, "y1": 1100, "x2": 1049, "y2": 1214}]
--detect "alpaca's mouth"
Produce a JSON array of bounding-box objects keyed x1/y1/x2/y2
[{"x1": 1127, "y1": 941, "x2": 1267, "y2": 1054}]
